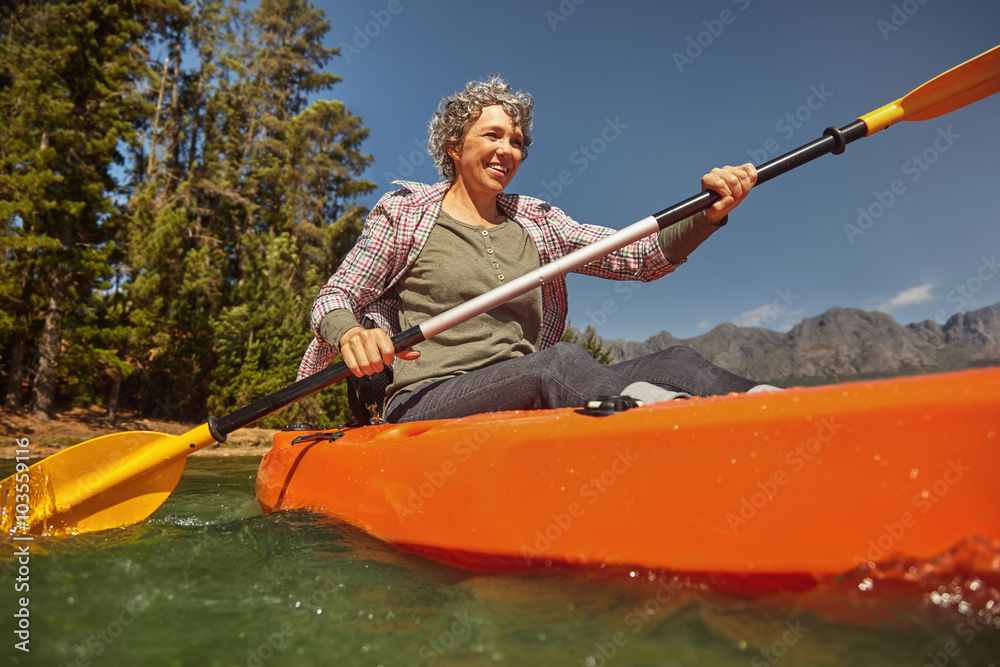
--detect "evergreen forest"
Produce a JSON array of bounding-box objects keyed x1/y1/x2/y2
[{"x1": 1, "y1": 0, "x2": 376, "y2": 427}]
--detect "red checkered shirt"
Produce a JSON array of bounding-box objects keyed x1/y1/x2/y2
[{"x1": 296, "y1": 180, "x2": 680, "y2": 379}]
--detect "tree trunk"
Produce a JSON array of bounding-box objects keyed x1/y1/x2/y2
[
  {"x1": 146, "y1": 55, "x2": 170, "y2": 179},
  {"x1": 107, "y1": 370, "x2": 121, "y2": 424},
  {"x1": 31, "y1": 266, "x2": 67, "y2": 419},
  {"x1": 4, "y1": 331, "x2": 25, "y2": 409},
  {"x1": 166, "y1": 38, "x2": 183, "y2": 173}
]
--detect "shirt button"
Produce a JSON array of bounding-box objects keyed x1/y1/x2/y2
[
  {"x1": 498, "y1": 274, "x2": 505, "y2": 281},
  {"x1": 492, "y1": 262, "x2": 499, "y2": 268},
  {"x1": 481, "y1": 230, "x2": 489, "y2": 236},
  {"x1": 487, "y1": 248, "x2": 494, "y2": 254}
]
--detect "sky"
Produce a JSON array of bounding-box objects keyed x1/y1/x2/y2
[{"x1": 308, "y1": 0, "x2": 999, "y2": 342}]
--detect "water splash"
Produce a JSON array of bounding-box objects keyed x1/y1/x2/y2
[{"x1": 0, "y1": 465, "x2": 60, "y2": 536}]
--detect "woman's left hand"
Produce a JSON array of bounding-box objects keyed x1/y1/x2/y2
[{"x1": 701, "y1": 163, "x2": 757, "y2": 224}]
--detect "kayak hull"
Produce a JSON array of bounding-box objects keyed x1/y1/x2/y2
[{"x1": 255, "y1": 368, "x2": 1000, "y2": 576}]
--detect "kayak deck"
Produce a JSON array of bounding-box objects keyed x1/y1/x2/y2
[{"x1": 255, "y1": 367, "x2": 1000, "y2": 576}]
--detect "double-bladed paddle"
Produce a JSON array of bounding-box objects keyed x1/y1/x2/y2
[{"x1": 2, "y1": 45, "x2": 998, "y2": 537}]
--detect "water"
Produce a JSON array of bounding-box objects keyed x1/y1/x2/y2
[{"x1": 2, "y1": 457, "x2": 998, "y2": 667}]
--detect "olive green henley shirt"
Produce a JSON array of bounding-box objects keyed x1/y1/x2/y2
[{"x1": 320, "y1": 208, "x2": 721, "y2": 404}]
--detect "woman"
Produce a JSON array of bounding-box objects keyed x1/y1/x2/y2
[{"x1": 298, "y1": 76, "x2": 774, "y2": 423}]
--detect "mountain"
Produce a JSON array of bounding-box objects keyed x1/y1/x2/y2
[{"x1": 589, "y1": 303, "x2": 1000, "y2": 387}]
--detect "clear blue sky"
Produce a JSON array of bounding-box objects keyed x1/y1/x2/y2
[{"x1": 312, "y1": 0, "x2": 999, "y2": 342}]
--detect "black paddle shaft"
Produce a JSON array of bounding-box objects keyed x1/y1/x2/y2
[
  {"x1": 209, "y1": 119, "x2": 869, "y2": 441},
  {"x1": 210, "y1": 329, "x2": 422, "y2": 440},
  {"x1": 650, "y1": 120, "x2": 868, "y2": 231}
]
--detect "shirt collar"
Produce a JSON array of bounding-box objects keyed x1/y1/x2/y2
[{"x1": 389, "y1": 180, "x2": 549, "y2": 220}]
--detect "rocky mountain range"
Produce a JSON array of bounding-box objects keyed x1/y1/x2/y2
[{"x1": 588, "y1": 303, "x2": 1000, "y2": 387}]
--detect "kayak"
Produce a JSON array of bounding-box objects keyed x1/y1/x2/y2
[{"x1": 255, "y1": 367, "x2": 1000, "y2": 577}]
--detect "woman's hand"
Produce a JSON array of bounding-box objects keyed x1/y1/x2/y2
[
  {"x1": 701, "y1": 163, "x2": 757, "y2": 224},
  {"x1": 339, "y1": 326, "x2": 420, "y2": 377}
]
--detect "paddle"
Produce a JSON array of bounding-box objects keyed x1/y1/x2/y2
[{"x1": 2, "y1": 45, "x2": 998, "y2": 538}]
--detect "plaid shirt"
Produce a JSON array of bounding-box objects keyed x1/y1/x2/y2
[{"x1": 297, "y1": 180, "x2": 679, "y2": 379}]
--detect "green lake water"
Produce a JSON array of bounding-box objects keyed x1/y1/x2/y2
[{"x1": 2, "y1": 457, "x2": 998, "y2": 667}]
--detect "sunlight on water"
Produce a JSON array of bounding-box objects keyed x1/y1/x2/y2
[
  {"x1": 2, "y1": 457, "x2": 999, "y2": 666},
  {"x1": 0, "y1": 465, "x2": 59, "y2": 536}
]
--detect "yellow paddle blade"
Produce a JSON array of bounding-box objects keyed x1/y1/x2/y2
[
  {"x1": 1, "y1": 424, "x2": 217, "y2": 536},
  {"x1": 861, "y1": 44, "x2": 1000, "y2": 135}
]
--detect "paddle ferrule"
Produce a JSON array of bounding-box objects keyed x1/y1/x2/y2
[
  {"x1": 756, "y1": 120, "x2": 867, "y2": 187},
  {"x1": 207, "y1": 415, "x2": 226, "y2": 443},
  {"x1": 392, "y1": 326, "x2": 426, "y2": 352},
  {"x1": 653, "y1": 191, "x2": 717, "y2": 230},
  {"x1": 650, "y1": 120, "x2": 867, "y2": 232}
]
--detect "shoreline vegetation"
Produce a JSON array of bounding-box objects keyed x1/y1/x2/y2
[
  {"x1": 0, "y1": 406, "x2": 279, "y2": 459},
  {"x1": 1, "y1": 0, "x2": 366, "y2": 432}
]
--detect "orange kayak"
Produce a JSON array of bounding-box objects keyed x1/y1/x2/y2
[{"x1": 255, "y1": 367, "x2": 1000, "y2": 576}]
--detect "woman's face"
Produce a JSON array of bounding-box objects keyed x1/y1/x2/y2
[{"x1": 449, "y1": 104, "x2": 524, "y2": 197}]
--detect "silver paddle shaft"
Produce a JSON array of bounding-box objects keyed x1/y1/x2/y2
[{"x1": 417, "y1": 215, "x2": 660, "y2": 340}]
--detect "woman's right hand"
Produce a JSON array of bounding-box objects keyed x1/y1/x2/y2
[{"x1": 339, "y1": 326, "x2": 420, "y2": 377}]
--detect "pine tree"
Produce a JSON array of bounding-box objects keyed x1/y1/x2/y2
[
  {"x1": 0, "y1": 0, "x2": 171, "y2": 417},
  {"x1": 117, "y1": 0, "x2": 234, "y2": 418},
  {"x1": 120, "y1": 0, "x2": 375, "y2": 424},
  {"x1": 204, "y1": 0, "x2": 375, "y2": 427},
  {"x1": 563, "y1": 323, "x2": 614, "y2": 365},
  {"x1": 2, "y1": 0, "x2": 377, "y2": 424}
]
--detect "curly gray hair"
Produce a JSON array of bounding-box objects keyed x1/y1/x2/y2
[{"x1": 427, "y1": 75, "x2": 534, "y2": 181}]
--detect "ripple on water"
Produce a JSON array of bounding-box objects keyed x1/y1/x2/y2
[{"x1": 2, "y1": 458, "x2": 999, "y2": 667}]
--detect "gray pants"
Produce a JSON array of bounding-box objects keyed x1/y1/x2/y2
[{"x1": 384, "y1": 342, "x2": 757, "y2": 423}]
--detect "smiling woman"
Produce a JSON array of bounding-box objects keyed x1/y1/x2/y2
[
  {"x1": 297, "y1": 76, "x2": 773, "y2": 425},
  {"x1": 443, "y1": 105, "x2": 526, "y2": 225},
  {"x1": 427, "y1": 75, "x2": 535, "y2": 184}
]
